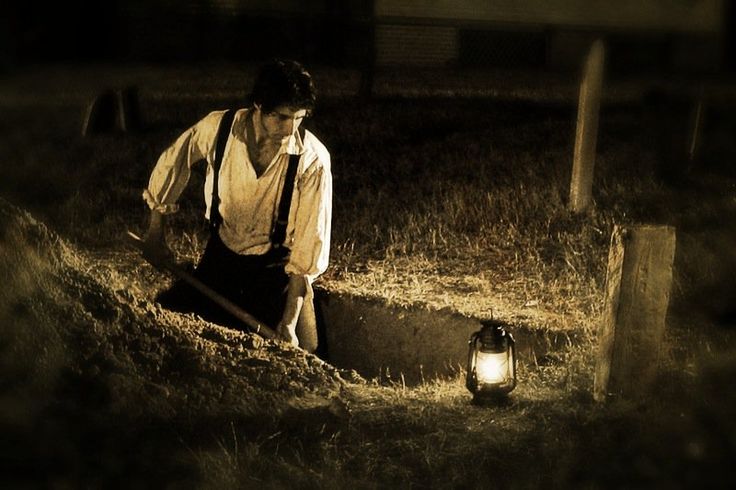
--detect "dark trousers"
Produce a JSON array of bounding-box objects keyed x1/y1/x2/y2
[{"x1": 156, "y1": 232, "x2": 289, "y2": 331}]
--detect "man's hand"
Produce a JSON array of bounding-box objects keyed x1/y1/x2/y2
[
  {"x1": 141, "y1": 210, "x2": 175, "y2": 270},
  {"x1": 276, "y1": 320, "x2": 299, "y2": 347}
]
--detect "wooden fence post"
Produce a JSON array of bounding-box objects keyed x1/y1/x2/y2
[
  {"x1": 594, "y1": 224, "x2": 676, "y2": 402},
  {"x1": 569, "y1": 38, "x2": 605, "y2": 214}
]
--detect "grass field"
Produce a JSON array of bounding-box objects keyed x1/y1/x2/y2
[
  {"x1": 2, "y1": 63, "x2": 736, "y2": 488},
  {"x1": 3, "y1": 64, "x2": 735, "y2": 327}
]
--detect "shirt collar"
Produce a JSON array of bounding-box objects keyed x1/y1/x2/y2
[{"x1": 284, "y1": 126, "x2": 305, "y2": 156}]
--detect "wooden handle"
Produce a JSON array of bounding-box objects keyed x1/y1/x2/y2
[{"x1": 125, "y1": 231, "x2": 277, "y2": 339}]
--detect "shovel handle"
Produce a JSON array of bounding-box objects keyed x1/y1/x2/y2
[{"x1": 125, "y1": 231, "x2": 277, "y2": 339}]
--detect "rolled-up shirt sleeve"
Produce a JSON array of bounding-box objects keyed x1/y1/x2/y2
[
  {"x1": 285, "y1": 153, "x2": 332, "y2": 282},
  {"x1": 143, "y1": 112, "x2": 219, "y2": 214}
]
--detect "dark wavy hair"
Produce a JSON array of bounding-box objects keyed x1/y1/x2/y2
[{"x1": 249, "y1": 59, "x2": 316, "y2": 114}]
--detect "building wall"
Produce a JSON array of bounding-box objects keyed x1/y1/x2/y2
[
  {"x1": 372, "y1": 0, "x2": 727, "y2": 71},
  {"x1": 209, "y1": 0, "x2": 323, "y2": 15},
  {"x1": 375, "y1": 0, "x2": 724, "y2": 33}
]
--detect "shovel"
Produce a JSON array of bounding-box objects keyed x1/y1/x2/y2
[{"x1": 125, "y1": 231, "x2": 277, "y2": 340}]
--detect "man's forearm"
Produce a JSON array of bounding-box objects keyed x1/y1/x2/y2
[{"x1": 280, "y1": 274, "x2": 308, "y2": 331}]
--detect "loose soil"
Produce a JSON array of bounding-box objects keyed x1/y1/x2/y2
[{"x1": 0, "y1": 199, "x2": 359, "y2": 488}]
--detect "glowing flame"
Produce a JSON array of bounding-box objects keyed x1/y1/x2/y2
[{"x1": 475, "y1": 351, "x2": 509, "y2": 385}]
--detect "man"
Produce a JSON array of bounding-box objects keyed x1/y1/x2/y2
[{"x1": 140, "y1": 59, "x2": 331, "y2": 352}]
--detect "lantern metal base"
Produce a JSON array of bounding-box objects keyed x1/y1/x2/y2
[{"x1": 471, "y1": 391, "x2": 513, "y2": 407}]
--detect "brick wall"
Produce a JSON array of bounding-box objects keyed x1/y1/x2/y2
[{"x1": 375, "y1": 24, "x2": 458, "y2": 66}]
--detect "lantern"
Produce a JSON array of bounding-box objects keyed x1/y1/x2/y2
[{"x1": 466, "y1": 319, "x2": 517, "y2": 400}]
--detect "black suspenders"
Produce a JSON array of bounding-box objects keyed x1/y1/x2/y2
[
  {"x1": 209, "y1": 109, "x2": 235, "y2": 233},
  {"x1": 209, "y1": 109, "x2": 302, "y2": 251},
  {"x1": 270, "y1": 153, "x2": 300, "y2": 250}
]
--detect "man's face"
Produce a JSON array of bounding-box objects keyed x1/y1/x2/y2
[{"x1": 257, "y1": 105, "x2": 307, "y2": 143}]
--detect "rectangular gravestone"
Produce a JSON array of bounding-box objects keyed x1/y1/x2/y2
[{"x1": 594, "y1": 224, "x2": 676, "y2": 401}]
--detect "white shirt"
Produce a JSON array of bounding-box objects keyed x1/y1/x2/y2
[{"x1": 143, "y1": 108, "x2": 332, "y2": 281}]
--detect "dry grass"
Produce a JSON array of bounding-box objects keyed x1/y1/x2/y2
[{"x1": 183, "y1": 334, "x2": 736, "y2": 489}]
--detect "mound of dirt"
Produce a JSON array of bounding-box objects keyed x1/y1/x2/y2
[{"x1": 0, "y1": 198, "x2": 356, "y2": 487}]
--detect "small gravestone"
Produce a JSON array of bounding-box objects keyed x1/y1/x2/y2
[
  {"x1": 116, "y1": 86, "x2": 142, "y2": 132},
  {"x1": 82, "y1": 86, "x2": 141, "y2": 136},
  {"x1": 82, "y1": 89, "x2": 117, "y2": 136}
]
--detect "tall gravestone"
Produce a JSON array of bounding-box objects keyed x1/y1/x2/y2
[{"x1": 569, "y1": 39, "x2": 605, "y2": 214}]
